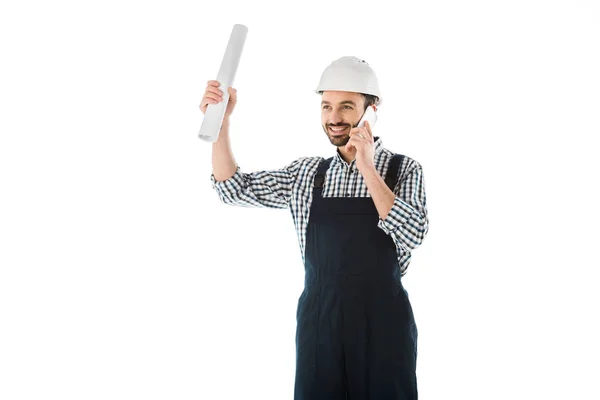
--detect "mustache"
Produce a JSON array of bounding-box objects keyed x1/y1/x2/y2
[{"x1": 328, "y1": 124, "x2": 351, "y2": 128}]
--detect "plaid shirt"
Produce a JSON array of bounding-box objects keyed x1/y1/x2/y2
[{"x1": 210, "y1": 136, "x2": 429, "y2": 276}]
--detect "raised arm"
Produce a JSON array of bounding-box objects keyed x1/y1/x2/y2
[
  {"x1": 202, "y1": 80, "x2": 303, "y2": 208},
  {"x1": 203, "y1": 80, "x2": 300, "y2": 208},
  {"x1": 210, "y1": 156, "x2": 303, "y2": 209}
]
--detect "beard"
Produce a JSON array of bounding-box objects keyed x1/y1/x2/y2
[{"x1": 323, "y1": 122, "x2": 356, "y2": 147}]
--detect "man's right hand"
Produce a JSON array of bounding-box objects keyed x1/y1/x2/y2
[{"x1": 200, "y1": 80, "x2": 237, "y2": 118}]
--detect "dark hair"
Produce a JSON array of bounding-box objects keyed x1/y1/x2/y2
[{"x1": 361, "y1": 93, "x2": 380, "y2": 110}]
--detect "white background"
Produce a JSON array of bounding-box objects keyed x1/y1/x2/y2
[{"x1": 1, "y1": 0, "x2": 599, "y2": 399}]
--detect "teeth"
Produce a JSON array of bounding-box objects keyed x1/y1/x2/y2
[{"x1": 330, "y1": 127, "x2": 346, "y2": 131}]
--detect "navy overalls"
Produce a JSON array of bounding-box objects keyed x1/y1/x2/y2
[{"x1": 294, "y1": 154, "x2": 418, "y2": 400}]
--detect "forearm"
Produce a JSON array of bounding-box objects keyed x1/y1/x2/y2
[
  {"x1": 211, "y1": 117, "x2": 238, "y2": 182},
  {"x1": 361, "y1": 165, "x2": 395, "y2": 220},
  {"x1": 371, "y1": 163, "x2": 429, "y2": 251}
]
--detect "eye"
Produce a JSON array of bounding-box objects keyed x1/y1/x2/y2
[{"x1": 343, "y1": 106, "x2": 353, "y2": 110}]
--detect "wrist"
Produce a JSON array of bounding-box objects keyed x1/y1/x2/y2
[{"x1": 359, "y1": 161, "x2": 376, "y2": 174}]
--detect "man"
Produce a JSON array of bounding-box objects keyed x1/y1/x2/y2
[{"x1": 202, "y1": 56, "x2": 429, "y2": 399}]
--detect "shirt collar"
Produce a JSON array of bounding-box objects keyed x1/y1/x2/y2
[{"x1": 332, "y1": 136, "x2": 384, "y2": 167}]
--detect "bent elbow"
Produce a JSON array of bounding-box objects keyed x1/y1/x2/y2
[{"x1": 404, "y1": 214, "x2": 429, "y2": 250}]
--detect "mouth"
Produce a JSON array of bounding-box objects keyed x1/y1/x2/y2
[{"x1": 329, "y1": 126, "x2": 349, "y2": 136}]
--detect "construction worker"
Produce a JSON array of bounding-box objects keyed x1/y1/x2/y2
[{"x1": 202, "y1": 56, "x2": 429, "y2": 399}]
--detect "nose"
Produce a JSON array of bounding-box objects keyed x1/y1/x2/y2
[{"x1": 328, "y1": 110, "x2": 344, "y2": 125}]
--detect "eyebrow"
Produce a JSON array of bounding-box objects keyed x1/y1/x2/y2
[{"x1": 321, "y1": 100, "x2": 357, "y2": 106}]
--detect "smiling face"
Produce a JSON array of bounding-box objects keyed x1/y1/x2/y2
[{"x1": 321, "y1": 91, "x2": 368, "y2": 147}]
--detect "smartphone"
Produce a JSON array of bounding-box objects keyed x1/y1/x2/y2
[{"x1": 357, "y1": 106, "x2": 377, "y2": 128}]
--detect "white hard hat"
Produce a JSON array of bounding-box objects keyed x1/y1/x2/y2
[{"x1": 315, "y1": 56, "x2": 381, "y2": 104}]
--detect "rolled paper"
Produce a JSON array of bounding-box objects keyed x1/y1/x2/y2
[{"x1": 198, "y1": 24, "x2": 248, "y2": 142}]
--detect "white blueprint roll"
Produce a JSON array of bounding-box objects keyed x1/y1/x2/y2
[{"x1": 198, "y1": 24, "x2": 248, "y2": 142}]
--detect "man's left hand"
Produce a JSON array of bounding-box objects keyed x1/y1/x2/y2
[{"x1": 345, "y1": 120, "x2": 375, "y2": 173}]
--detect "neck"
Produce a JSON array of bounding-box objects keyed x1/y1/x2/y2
[
  {"x1": 337, "y1": 136, "x2": 379, "y2": 164},
  {"x1": 337, "y1": 146, "x2": 356, "y2": 164}
]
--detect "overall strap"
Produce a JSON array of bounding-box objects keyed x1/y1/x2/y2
[
  {"x1": 314, "y1": 157, "x2": 333, "y2": 188},
  {"x1": 384, "y1": 153, "x2": 405, "y2": 192}
]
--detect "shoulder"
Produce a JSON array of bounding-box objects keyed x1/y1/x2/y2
[
  {"x1": 283, "y1": 155, "x2": 329, "y2": 178},
  {"x1": 295, "y1": 155, "x2": 333, "y2": 167},
  {"x1": 380, "y1": 148, "x2": 424, "y2": 180}
]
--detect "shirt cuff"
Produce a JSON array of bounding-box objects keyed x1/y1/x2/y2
[
  {"x1": 377, "y1": 196, "x2": 415, "y2": 234},
  {"x1": 210, "y1": 166, "x2": 245, "y2": 196}
]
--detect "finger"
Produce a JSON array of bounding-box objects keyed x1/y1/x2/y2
[
  {"x1": 200, "y1": 98, "x2": 220, "y2": 109},
  {"x1": 205, "y1": 91, "x2": 222, "y2": 101},
  {"x1": 228, "y1": 87, "x2": 237, "y2": 99},
  {"x1": 363, "y1": 121, "x2": 373, "y2": 140},
  {"x1": 345, "y1": 135, "x2": 361, "y2": 152},
  {"x1": 203, "y1": 92, "x2": 223, "y2": 103},
  {"x1": 361, "y1": 128, "x2": 370, "y2": 141},
  {"x1": 207, "y1": 80, "x2": 221, "y2": 87},
  {"x1": 349, "y1": 131, "x2": 364, "y2": 141},
  {"x1": 206, "y1": 86, "x2": 224, "y2": 97},
  {"x1": 357, "y1": 128, "x2": 370, "y2": 142}
]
